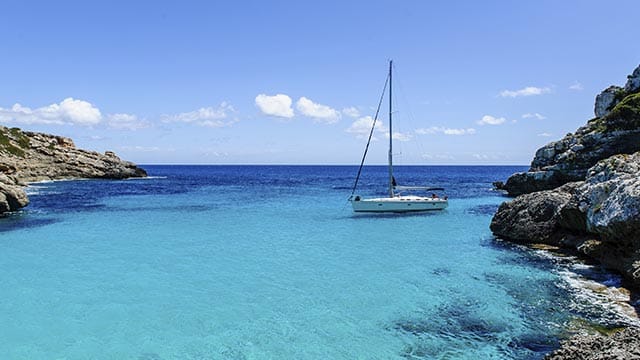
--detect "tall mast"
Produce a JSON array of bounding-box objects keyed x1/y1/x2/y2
[{"x1": 388, "y1": 60, "x2": 394, "y2": 197}]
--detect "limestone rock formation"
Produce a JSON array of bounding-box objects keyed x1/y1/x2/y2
[
  {"x1": 492, "y1": 151, "x2": 640, "y2": 285},
  {"x1": 580, "y1": 153, "x2": 640, "y2": 241},
  {"x1": 595, "y1": 85, "x2": 623, "y2": 118},
  {"x1": 626, "y1": 65, "x2": 640, "y2": 93},
  {"x1": 491, "y1": 76, "x2": 640, "y2": 354},
  {"x1": 490, "y1": 183, "x2": 575, "y2": 244},
  {"x1": 544, "y1": 327, "x2": 640, "y2": 360},
  {"x1": 0, "y1": 176, "x2": 29, "y2": 213},
  {"x1": 491, "y1": 63, "x2": 640, "y2": 290},
  {"x1": 0, "y1": 126, "x2": 146, "y2": 215},
  {"x1": 501, "y1": 64, "x2": 640, "y2": 196}
]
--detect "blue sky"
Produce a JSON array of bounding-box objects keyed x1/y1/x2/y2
[{"x1": 0, "y1": 0, "x2": 638, "y2": 165}]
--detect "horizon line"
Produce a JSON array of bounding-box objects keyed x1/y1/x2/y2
[{"x1": 137, "y1": 163, "x2": 530, "y2": 167}]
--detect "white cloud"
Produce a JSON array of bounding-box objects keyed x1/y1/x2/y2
[
  {"x1": 162, "y1": 102, "x2": 236, "y2": 127},
  {"x1": 0, "y1": 98, "x2": 102, "y2": 125},
  {"x1": 255, "y1": 94, "x2": 294, "y2": 118},
  {"x1": 538, "y1": 132, "x2": 553, "y2": 137},
  {"x1": 477, "y1": 115, "x2": 506, "y2": 125},
  {"x1": 342, "y1": 107, "x2": 360, "y2": 118},
  {"x1": 415, "y1": 127, "x2": 439, "y2": 135},
  {"x1": 346, "y1": 116, "x2": 384, "y2": 138},
  {"x1": 472, "y1": 154, "x2": 490, "y2": 160},
  {"x1": 296, "y1": 97, "x2": 341, "y2": 124},
  {"x1": 416, "y1": 126, "x2": 476, "y2": 135},
  {"x1": 499, "y1": 86, "x2": 551, "y2": 98},
  {"x1": 119, "y1": 145, "x2": 163, "y2": 152},
  {"x1": 522, "y1": 112, "x2": 546, "y2": 120},
  {"x1": 386, "y1": 132, "x2": 412, "y2": 142},
  {"x1": 422, "y1": 153, "x2": 454, "y2": 160},
  {"x1": 108, "y1": 113, "x2": 150, "y2": 130},
  {"x1": 569, "y1": 82, "x2": 584, "y2": 91},
  {"x1": 444, "y1": 128, "x2": 476, "y2": 135}
]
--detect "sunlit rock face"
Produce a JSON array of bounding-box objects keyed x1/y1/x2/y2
[{"x1": 501, "y1": 64, "x2": 640, "y2": 197}]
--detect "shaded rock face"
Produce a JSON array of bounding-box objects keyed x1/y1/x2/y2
[
  {"x1": 503, "y1": 170, "x2": 576, "y2": 197},
  {"x1": 501, "y1": 64, "x2": 640, "y2": 197},
  {"x1": 626, "y1": 65, "x2": 640, "y2": 93},
  {"x1": 0, "y1": 126, "x2": 146, "y2": 215},
  {"x1": 490, "y1": 184, "x2": 575, "y2": 245},
  {"x1": 0, "y1": 177, "x2": 29, "y2": 213},
  {"x1": 544, "y1": 327, "x2": 640, "y2": 360}
]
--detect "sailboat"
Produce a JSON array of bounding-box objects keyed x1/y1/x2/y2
[{"x1": 349, "y1": 60, "x2": 448, "y2": 213}]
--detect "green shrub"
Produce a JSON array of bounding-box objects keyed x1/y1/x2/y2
[
  {"x1": 604, "y1": 93, "x2": 640, "y2": 131},
  {"x1": 0, "y1": 129, "x2": 26, "y2": 157}
]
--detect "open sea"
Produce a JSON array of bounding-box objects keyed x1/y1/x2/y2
[{"x1": 0, "y1": 165, "x2": 637, "y2": 359}]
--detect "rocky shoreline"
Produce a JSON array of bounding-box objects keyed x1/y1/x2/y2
[
  {"x1": 0, "y1": 126, "x2": 146, "y2": 215},
  {"x1": 544, "y1": 327, "x2": 640, "y2": 360},
  {"x1": 492, "y1": 64, "x2": 640, "y2": 358}
]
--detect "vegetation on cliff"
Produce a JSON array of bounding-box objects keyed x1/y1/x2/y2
[{"x1": 0, "y1": 127, "x2": 30, "y2": 157}]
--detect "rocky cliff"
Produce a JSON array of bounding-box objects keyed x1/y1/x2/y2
[
  {"x1": 491, "y1": 64, "x2": 640, "y2": 358},
  {"x1": 0, "y1": 126, "x2": 146, "y2": 215},
  {"x1": 491, "y1": 64, "x2": 640, "y2": 286},
  {"x1": 500, "y1": 65, "x2": 640, "y2": 197}
]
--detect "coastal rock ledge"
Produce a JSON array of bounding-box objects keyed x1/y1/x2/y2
[{"x1": 0, "y1": 126, "x2": 146, "y2": 215}]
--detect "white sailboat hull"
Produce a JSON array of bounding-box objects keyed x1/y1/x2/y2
[{"x1": 350, "y1": 195, "x2": 448, "y2": 213}]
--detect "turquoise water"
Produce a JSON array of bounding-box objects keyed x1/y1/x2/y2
[{"x1": 0, "y1": 166, "x2": 632, "y2": 359}]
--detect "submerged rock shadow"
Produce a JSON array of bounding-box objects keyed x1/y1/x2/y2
[
  {"x1": 0, "y1": 213, "x2": 58, "y2": 233},
  {"x1": 465, "y1": 204, "x2": 500, "y2": 216},
  {"x1": 388, "y1": 295, "x2": 555, "y2": 359}
]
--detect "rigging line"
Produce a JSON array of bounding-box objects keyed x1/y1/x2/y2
[{"x1": 349, "y1": 72, "x2": 390, "y2": 198}]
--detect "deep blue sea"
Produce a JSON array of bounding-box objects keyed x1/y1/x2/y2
[{"x1": 0, "y1": 165, "x2": 636, "y2": 359}]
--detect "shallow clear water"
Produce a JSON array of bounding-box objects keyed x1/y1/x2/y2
[{"x1": 0, "y1": 166, "x2": 632, "y2": 359}]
